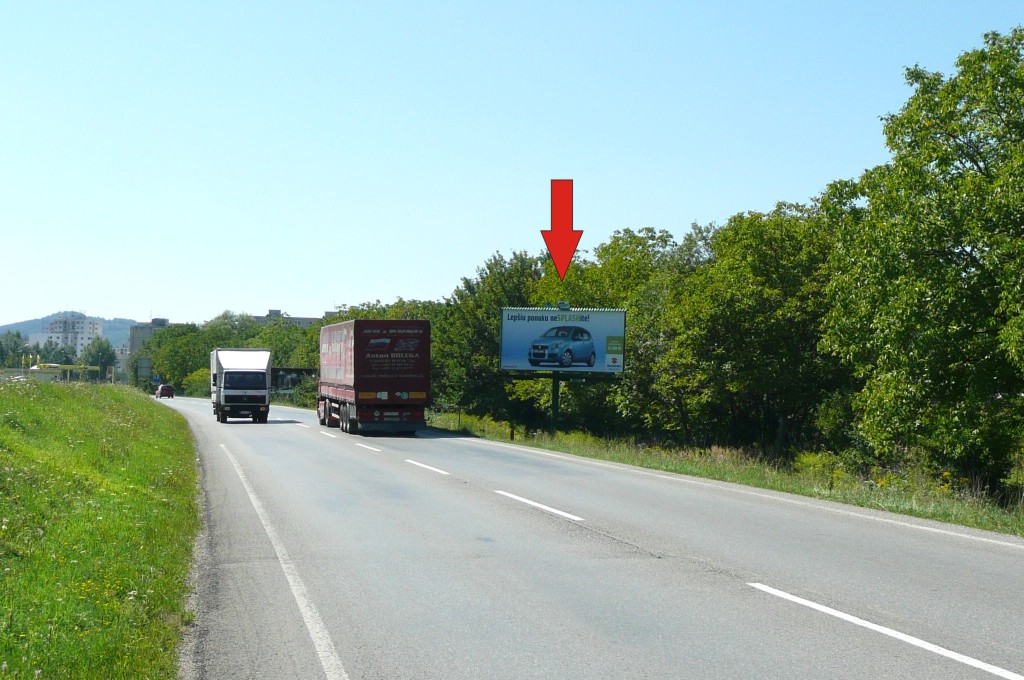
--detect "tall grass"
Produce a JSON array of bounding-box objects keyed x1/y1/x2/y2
[
  {"x1": 1, "y1": 381, "x2": 199, "y2": 678},
  {"x1": 428, "y1": 411, "x2": 1024, "y2": 537}
]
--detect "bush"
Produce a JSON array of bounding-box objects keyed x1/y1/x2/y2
[
  {"x1": 793, "y1": 450, "x2": 849, "y2": 490},
  {"x1": 288, "y1": 375, "x2": 318, "y2": 408},
  {"x1": 182, "y1": 368, "x2": 211, "y2": 397}
]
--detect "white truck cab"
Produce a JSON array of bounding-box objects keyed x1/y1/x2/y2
[{"x1": 210, "y1": 348, "x2": 272, "y2": 423}]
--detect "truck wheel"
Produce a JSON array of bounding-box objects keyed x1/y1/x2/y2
[
  {"x1": 340, "y1": 405, "x2": 349, "y2": 432},
  {"x1": 317, "y1": 401, "x2": 327, "y2": 426},
  {"x1": 252, "y1": 415, "x2": 259, "y2": 423}
]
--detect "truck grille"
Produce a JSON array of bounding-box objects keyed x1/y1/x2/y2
[{"x1": 225, "y1": 395, "x2": 266, "y2": 404}]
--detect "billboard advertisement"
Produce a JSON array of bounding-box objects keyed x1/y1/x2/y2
[{"x1": 500, "y1": 307, "x2": 626, "y2": 373}]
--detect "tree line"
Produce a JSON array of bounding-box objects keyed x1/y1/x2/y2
[
  {"x1": 0, "y1": 331, "x2": 118, "y2": 378},
  {"x1": 132, "y1": 29, "x2": 1024, "y2": 499}
]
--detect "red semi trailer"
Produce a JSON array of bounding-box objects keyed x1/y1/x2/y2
[{"x1": 317, "y1": 319, "x2": 431, "y2": 434}]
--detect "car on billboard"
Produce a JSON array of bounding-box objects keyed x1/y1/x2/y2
[{"x1": 528, "y1": 326, "x2": 595, "y2": 367}]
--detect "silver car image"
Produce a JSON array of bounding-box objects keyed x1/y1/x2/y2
[{"x1": 528, "y1": 326, "x2": 596, "y2": 367}]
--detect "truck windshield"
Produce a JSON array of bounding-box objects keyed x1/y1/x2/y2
[{"x1": 223, "y1": 371, "x2": 266, "y2": 390}]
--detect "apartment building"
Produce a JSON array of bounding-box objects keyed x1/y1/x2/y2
[{"x1": 29, "y1": 312, "x2": 103, "y2": 356}]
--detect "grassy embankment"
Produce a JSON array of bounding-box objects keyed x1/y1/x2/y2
[
  {"x1": 428, "y1": 412, "x2": 1024, "y2": 538},
  {"x1": 1, "y1": 381, "x2": 199, "y2": 678}
]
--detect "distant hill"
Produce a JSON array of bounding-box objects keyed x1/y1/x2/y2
[{"x1": 0, "y1": 312, "x2": 140, "y2": 348}]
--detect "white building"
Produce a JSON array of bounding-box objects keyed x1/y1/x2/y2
[{"x1": 29, "y1": 312, "x2": 103, "y2": 357}]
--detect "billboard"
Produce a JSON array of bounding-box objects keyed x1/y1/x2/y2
[{"x1": 500, "y1": 307, "x2": 626, "y2": 373}]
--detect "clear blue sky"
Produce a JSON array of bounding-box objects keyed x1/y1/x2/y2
[{"x1": 2, "y1": 2, "x2": 1020, "y2": 327}]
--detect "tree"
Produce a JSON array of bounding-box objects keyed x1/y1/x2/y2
[
  {"x1": 37, "y1": 338, "x2": 72, "y2": 364},
  {"x1": 246, "y1": 320, "x2": 307, "y2": 367},
  {"x1": 202, "y1": 311, "x2": 262, "y2": 346},
  {"x1": 607, "y1": 226, "x2": 714, "y2": 436},
  {"x1": 182, "y1": 368, "x2": 211, "y2": 397},
  {"x1": 145, "y1": 323, "x2": 204, "y2": 387},
  {"x1": 80, "y1": 336, "x2": 117, "y2": 382},
  {"x1": 822, "y1": 29, "x2": 1024, "y2": 487},
  {"x1": 435, "y1": 251, "x2": 542, "y2": 417},
  {"x1": 0, "y1": 332, "x2": 27, "y2": 368},
  {"x1": 589, "y1": 227, "x2": 678, "y2": 308},
  {"x1": 662, "y1": 203, "x2": 845, "y2": 453}
]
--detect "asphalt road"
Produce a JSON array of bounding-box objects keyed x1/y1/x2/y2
[{"x1": 164, "y1": 397, "x2": 1024, "y2": 679}]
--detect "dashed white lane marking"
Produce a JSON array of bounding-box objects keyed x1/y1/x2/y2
[
  {"x1": 495, "y1": 490, "x2": 584, "y2": 521},
  {"x1": 355, "y1": 443, "x2": 381, "y2": 452},
  {"x1": 749, "y1": 583, "x2": 1024, "y2": 680},
  {"x1": 406, "y1": 459, "x2": 450, "y2": 475},
  {"x1": 319, "y1": 431, "x2": 337, "y2": 439}
]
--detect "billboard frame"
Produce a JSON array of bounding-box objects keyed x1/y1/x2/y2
[
  {"x1": 500, "y1": 306, "x2": 626, "y2": 433},
  {"x1": 500, "y1": 306, "x2": 626, "y2": 374}
]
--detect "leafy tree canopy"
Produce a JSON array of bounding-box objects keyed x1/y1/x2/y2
[{"x1": 823, "y1": 28, "x2": 1024, "y2": 484}]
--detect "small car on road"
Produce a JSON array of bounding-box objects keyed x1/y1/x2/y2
[{"x1": 156, "y1": 384, "x2": 174, "y2": 398}]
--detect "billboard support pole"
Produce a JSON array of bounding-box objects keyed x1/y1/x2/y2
[{"x1": 550, "y1": 375, "x2": 561, "y2": 433}]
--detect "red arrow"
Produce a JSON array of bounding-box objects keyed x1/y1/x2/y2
[{"x1": 541, "y1": 179, "x2": 581, "y2": 280}]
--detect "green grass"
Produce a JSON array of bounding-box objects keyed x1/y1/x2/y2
[
  {"x1": 428, "y1": 411, "x2": 1024, "y2": 538},
  {"x1": 1, "y1": 381, "x2": 199, "y2": 679}
]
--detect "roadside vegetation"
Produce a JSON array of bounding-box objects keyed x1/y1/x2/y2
[{"x1": 0, "y1": 381, "x2": 199, "y2": 678}]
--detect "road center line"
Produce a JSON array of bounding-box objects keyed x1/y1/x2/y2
[
  {"x1": 219, "y1": 445, "x2": 349, "y2": 680},
  {"x1": 319, "y1": 431, "x2": 337, "y2": 439},
  {"x1": 495, "y1": 490, "x2": 584, "y2": 521},
  {"x1": 355, "y1": 443, "x2": 381, "y2": 452},
  {"x1": 406, "y1": 459, "x2": 450, "y2": 475},
  {"x1": 748, "y1": 583, "x2": 1023, "y2": 680}
]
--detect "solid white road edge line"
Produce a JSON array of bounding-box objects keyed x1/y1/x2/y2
[
  {"x1": 219, "y1": 444, "x2": 349, "y2": 680},
  {"x1": 748, "y1": 582, "x2": 1024, "y2": 680},
  {"x1": 355, "y1": 443, "x2": 381, "y2": 452},
  {"x1": 461, "y1": 438, "x2": 1024, "y2": 552},
  {"x1": 495, "y1": 490, "x2": 584, "y2": 521},
  {"x1": 406, "y1": 459, "x2": 450, "y2": 475}
]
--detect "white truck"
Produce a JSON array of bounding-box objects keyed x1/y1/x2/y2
[{"x1": 210, "y1": 348, "x2": 272, "y2": 423}]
